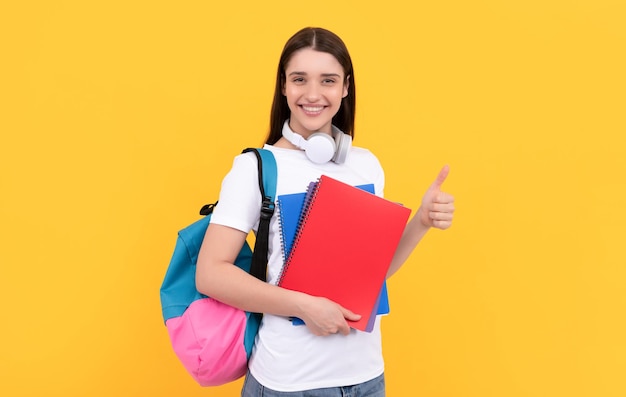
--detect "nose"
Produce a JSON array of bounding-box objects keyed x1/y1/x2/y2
[{"x1": 305, "y1": 83, "x2": 321, "y2": 102}]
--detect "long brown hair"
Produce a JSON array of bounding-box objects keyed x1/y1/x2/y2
[{"x1": 265, "y1": 27, "x2": 356, "y2": 145}]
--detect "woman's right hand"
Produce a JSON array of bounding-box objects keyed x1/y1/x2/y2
[{"x1": 297, "y1": 296, "x2": 361, "y2": 336}]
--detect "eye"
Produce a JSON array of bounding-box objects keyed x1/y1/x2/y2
[
  {"x1": 322, "y1": 78, "x2": 336, "y2": 85},
  {"x1": 292, "y1": 77, "x2": 305, "y2": 84}
]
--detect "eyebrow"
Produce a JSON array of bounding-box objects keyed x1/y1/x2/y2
[{"x1": 288, "y1": 71, "x2": 342, "y2": 78}]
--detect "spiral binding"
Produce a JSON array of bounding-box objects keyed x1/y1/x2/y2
[
  {"x1": 276, "y1": 178, "x2": 322, "y2": 286},
  {"x1": 276, "y1": 199, "x2": 288, "y2": 266}
]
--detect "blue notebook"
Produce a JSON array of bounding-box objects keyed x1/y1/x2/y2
[{"x1": 277, "y1": 183, "x2": 390, "y2": 331}]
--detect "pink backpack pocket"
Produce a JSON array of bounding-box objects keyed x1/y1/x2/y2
[{"x1": 165, "y1": 298, "x2": 248, "y2": 386}]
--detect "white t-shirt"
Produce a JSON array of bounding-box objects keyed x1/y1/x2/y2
[{"x1": 210, "y1": 144, "x2": 386, "y2": 392}]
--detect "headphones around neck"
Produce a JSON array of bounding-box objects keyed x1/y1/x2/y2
[{"x1": 281, "y1": 120, "x2": 352, "y2": 164}]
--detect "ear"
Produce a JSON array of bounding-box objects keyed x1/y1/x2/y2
[{"x1": 343, "y1": 75, "x2": 350, "y2": 98}]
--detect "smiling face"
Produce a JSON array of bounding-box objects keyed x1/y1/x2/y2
[{"x1": 282, "y1": 48, "x2": 349, "y2": 138}]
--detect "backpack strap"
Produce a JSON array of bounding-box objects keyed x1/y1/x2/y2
[
  {"x1": 242, "y1": 148, "x2": 277, "y2": 283},
  {"x1": 241, "y1": 148, "x2": 276, "y2": 325}
]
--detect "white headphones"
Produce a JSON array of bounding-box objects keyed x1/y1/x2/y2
[{"x1": 281, "y1": 120, "x2": 352, "y2": 164}]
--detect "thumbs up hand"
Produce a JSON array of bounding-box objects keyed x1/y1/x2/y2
[{"x1": 418, "y1": 165, "x2": 455, "y2": 230}]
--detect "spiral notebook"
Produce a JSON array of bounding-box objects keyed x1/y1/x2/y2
[
  {"x1": 277, "y1": 184, "x2": 390, "y2": 331},
  {"x1": 277, "y1": 175, "x2": 411, "y2": 332}
]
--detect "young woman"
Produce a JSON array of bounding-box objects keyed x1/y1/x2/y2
[{"x1": 196, "y1": 27, "x2": 455, "y2": 396}]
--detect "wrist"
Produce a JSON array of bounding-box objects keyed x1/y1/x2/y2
[
  {"x1": 416, "y1": 206, "x2": 432, "y2": 229},
  {"x1": 291, "y1": 291, "x2": 311, "y2": 319}
]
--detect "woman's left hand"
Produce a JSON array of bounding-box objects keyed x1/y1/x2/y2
[{"x1": 418, "y1": 165, "x2": 455, "y2": 230}]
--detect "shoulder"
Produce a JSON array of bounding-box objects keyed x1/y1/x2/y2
[
  {"x1": 217, "y1": 150, "x2": 265, "y2": 197},
  {"x1": 348, "y1": 146, "x2": 383, "y2": 168},
  {"x1": 346, "y1": 146, "x2": 385, "y2": 195},
  {"x1": 232, "y1": 149, "x2": 263, "y2": 168},
  {"x1": 349, "y1": 145, "x2": 379, "y2": 158},
  {"x1": 225, "y1": 149, "x2": 269, "y2": 183}
]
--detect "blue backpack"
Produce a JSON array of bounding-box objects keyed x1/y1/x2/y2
[{"x1": 159, "y1": 148, "x2": 277, "y2": 386}]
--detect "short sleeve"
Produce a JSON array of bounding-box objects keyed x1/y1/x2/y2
[{"x1": 210, "y1": 152, "x2": 263, "y2": 233}]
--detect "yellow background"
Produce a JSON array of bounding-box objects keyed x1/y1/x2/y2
[{"x1": 1, "y1": 1, "x2": 625, "y2": 396}]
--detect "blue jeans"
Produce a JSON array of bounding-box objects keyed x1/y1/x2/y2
[{"x1": 241, "y1": 372, "x2": 385, "y2": 397}]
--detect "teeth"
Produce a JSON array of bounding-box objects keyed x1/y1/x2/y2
[{"x1": 302, "y1": 106, "x2": 323, "y2": 112}]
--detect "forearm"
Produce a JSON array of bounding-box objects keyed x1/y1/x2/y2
[
  {"x1": 197, "y1": 260, "x2": 308, "y2": 318},
  {"x1": 387, "y1": 208, "x2": 431, "y2": 278}
]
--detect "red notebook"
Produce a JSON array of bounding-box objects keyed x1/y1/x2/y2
[{"x1": 278, "y1": 175, "x2": 411, "y2": 331}]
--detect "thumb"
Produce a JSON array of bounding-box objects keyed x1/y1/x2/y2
[
  {"x1": 430, "y1": 165, "x2": 450, "y2": 190},
  {"x1": 340, "y1": 306, "x2": 361, "y2": 322},
  {"x1": 338, "y1": 306, "x2": 360, "y2": 335}
]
